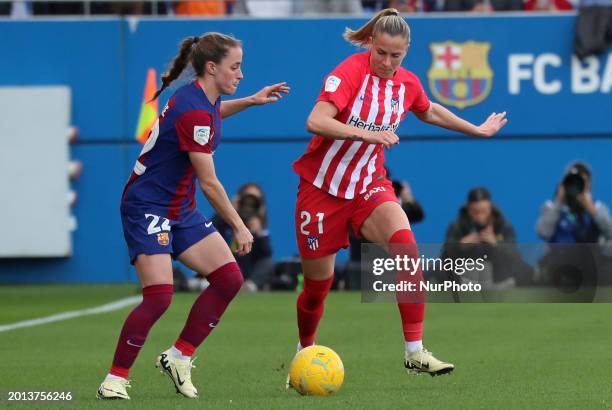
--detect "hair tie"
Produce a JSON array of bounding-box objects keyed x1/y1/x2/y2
[{"x1": 192, "y1": 36, "x2": 200, "y2": 48}]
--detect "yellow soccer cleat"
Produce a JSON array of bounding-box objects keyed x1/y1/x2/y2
[
  {"x1": 96, "y1": 377, "x2": 131, "y2": 400},
  {"x1": 404, "y1": 347, "x2": 455, "y2": 377},
  {"x1": 155, "y1": 349, "x2": 199, "y2": 398}
]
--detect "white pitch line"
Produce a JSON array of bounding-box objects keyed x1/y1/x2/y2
[{"x1": 0, "y1": 295, "x2": 142, "y2": 333}]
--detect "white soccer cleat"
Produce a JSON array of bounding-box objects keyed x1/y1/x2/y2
[
  {"x1": 286, "y1": 341, "x2": 305, "y2": 390},
  {"x1": 404, "y1": 347, "x2": 455, "y2": 377},
  {"x1": 96, "y1": 377, "x2": 131, "y2": 400},
  {"x1": 155, "y1": 349, "x2": 199, "y2": 398}
]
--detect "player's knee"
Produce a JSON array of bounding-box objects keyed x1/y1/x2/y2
[
  {"x1": 141, "y1": 284, "x2": 174, "y2": 317},
  {"x1": 301, "y1": 277, "x2": 333, "y2": 307},
  {"x1": 208, "y1": 262, "x2": 244, "y2": 299},
  {"x1": 224, "y1": 266, "x2": 245, "y2": 297}
]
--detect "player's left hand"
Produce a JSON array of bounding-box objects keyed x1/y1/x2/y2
[
  {"x1": 476, "y1": 111, "x2": 508, "y2": 137},
  {"x1": 251, "y1": 82, "x2": 291, "y2": 105}
]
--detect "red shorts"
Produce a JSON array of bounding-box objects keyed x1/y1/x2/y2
[{"x1": 295, "y1": 178, "x2": 398, "y2": 259}]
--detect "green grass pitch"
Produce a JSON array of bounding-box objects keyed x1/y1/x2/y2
[{"x1": 1, "y1": 285, "x2": 611, "y2": 409}]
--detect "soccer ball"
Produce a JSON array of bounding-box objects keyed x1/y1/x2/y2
[{"x1": 288, "y1": 345, "x2": 344, "y2": 396}]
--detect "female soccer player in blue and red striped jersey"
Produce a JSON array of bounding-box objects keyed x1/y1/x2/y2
[
  {"x1": 97, "y1": 32, "x2": 289, "y2": 400},
  {"x1": 291, "y1": 9, "x2": 507, "y2": 377}
]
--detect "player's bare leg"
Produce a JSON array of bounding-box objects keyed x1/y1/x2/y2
[
  {"x1": 97, "y1": 254, "x2": 174, "y2": 400},
  {"x1": 361, "y1": 201, "x2": 454, "y2": 376},
  {"x1": 155, "y1": 233, "x2": 243, "y2": 398}
]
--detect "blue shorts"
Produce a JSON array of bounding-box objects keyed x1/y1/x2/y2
[{"x1": 121, "y1": 209, "x2": 217, "y2": 265}]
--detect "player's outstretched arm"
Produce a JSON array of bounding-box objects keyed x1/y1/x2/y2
[
  {"x1": 307, "y1": 101, "x2": 399, "y2": 148},
  {"x1": 220, "y1": 82, "x2": 290, "y2": 118},
  {"x1": 189, "y1": 152, "x2": 254, "y2": 255},
  {"x1": 414, "y1": 102, "x2": 507, "y2": 138}
]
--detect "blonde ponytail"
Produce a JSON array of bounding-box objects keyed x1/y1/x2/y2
[{"x1": 343, "y1": 8, "x2": 410, "y2": 48}]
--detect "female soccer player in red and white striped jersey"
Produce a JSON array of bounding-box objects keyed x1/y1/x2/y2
[{"x1": 291, "y1": 8, "x2": 507, "y2": 376}]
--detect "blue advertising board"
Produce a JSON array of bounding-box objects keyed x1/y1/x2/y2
[{"x1": 0, "y1": 15, "x2": 610, "y2": 282}]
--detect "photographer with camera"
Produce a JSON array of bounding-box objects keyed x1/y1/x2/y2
[
  {"x1": 441, "y1": 187, "x2": 532, "y2": 287},
  {"x1": 213, "y1": 182, "x2": 274, "y2": 291},
  {"x1": 535, "y1": 162, "x2": 612, "y2": 289},
  {"x1": 536, "y1": 162, "x2": 612, "y2": 244}
]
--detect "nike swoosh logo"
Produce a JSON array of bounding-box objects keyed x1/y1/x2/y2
[
  {"x1": 405, "y1": 361, "x2": 429, "y2": 370},
  {"x1": 102, "y1": 388, "x2": 127, "y2": 397},
  {"x1": 204, "y1": 222, "x2": 213, "y2": 228},
  {"x1": 126, "y1": 339, "x2": 143, "y2": 347},
  {"x1": 209, "y1": 322, "x2": 217, "y2": 328},
  {"x1": 175, "y1": 369, "x2": 185, "y2": 386}
]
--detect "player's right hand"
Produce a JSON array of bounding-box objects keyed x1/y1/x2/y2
[
  {"x1": 233, "y1": 224, "x2": 254, "y2": 256},
  {"x1": 363, "y1": 130, "x2": 399, "y2": 148}
]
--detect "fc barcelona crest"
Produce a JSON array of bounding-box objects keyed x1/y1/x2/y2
[
  {"x1": 157, "y1": 232, "x2": 170, "y2": 246},
  {"x1": 427, "y1": 41, "x2": 493, "y2": 109}
]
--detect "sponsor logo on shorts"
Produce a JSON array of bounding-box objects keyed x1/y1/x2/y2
[
  {"x1": 307, "y1": 235, "x2": 319, "y2": 251},
  {"x1": 157, "y1": 232, "x2": 170, "y2": 246},
  {"x1": 204, "y1": 221, "x2": 213, "y2": 228},
  {"x1": 363, "y1": 186, "x2": 386, "y2": 201}
]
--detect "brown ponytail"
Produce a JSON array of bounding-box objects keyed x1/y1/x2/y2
[
  {"x1": 152, "y1": 32, "x2": 242, "y2": 100},
  {"x1": 343, "y1": 8, "x2": 410, "y2": 49}
]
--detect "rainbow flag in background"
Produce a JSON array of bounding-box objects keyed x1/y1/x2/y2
[{"x1": 135, "y1": 68, "x2": 158, "y2": 144}]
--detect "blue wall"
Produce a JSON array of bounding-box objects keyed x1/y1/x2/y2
[{"x1": 1, "y1": 15, "x2": 610, "y2": 282}]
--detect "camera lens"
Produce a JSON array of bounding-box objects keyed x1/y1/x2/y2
[{"x1": 562, "y1": 172, "x2": 585, "y2": 199}]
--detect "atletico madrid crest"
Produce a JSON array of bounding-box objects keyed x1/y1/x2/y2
[
  {"x1": 427, "y1": 41, "x2": 493, "y2": 109},
  {"x1": 307, "y1": 235, "x2": 319, "y2": 251},
  {"x1": 157, "y1": 232, "x2": 170, "y2": 246}
]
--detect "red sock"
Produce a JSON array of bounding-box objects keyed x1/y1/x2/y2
[
  {"x1": 175, "y1": 262, "x2": 243, "y2": 356},
  {"x1": 390, "y1": 229, "x2": 425, "y2": 342},
  {"x1": 110, "y1": 284, "x2": 173, "y2": 378},
  {"x1": 297, "y1": 276, "x2": 333, "y2": 348}
]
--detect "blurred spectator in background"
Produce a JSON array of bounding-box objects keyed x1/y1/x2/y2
[
  {"x1": 232, "y1": 0, "x2": 296, "y2": 15},
  {"x1": 536, "y1": 162, "x2": 612, "y2": 287},
  {"x1": 443, "y1": 0, "x2": 479, "y2": 11},
  {"x1": 213, "y1": 183, "x2": 274, "y2": 291},
  {"x1": 362, "y1": 0, "x2": 436, "y2": 11},
  {"x1": 362, "y1": 0, "x2": 387, "y2": 11},
  {"x1": 175, "y1": 0, "x2": 229, "y2": 15},
  {"x1": 15, "y1": 1, "x2": 172, "y2": 15},
  {"x1": 92, "y1": 2, "x2": 173, "y2": 15},
  {"x1": 524, "y1": 0, "x2": 573, "y2": 11},
  {"x1": 389, "y1": 0, "x2": 432, "y2": 12},
  {"x1": 574, "y1": 0, "x2": 612, "y2": 60},
  {"x1": 441, "y1": 187, "x2": 532, "y2": 287},
  {"x1": 444, "y1": 0, "x2": 523, "y2": 11},
  {"x1": 32, "y1": 2, "x2": 85, "y2": 14},
  {"x1": 303, "y1": 0, "x2": 363, "y2": 14},
  {"x1": 536, "y1": 162, "x2": 612, "y2": 244}
]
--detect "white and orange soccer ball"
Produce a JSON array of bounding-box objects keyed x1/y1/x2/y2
[{"x1": 288, "y1": 345, "x2": 344, "y2": 396}]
